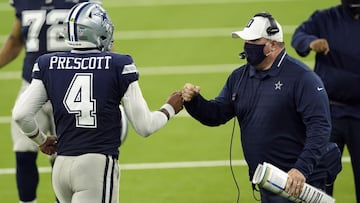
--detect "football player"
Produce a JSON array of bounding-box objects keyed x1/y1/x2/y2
[
  {"x1": 0, "y1": 0, "x2": 102, "y2": 203},
  {"x1": 12, "y1": 2, "x2": 183, "y2": 203}
]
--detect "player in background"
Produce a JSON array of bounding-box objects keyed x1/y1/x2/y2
[
  {"x1": 291, "y1": 0, "x2": 360, "y2": 201},
  {"x1": 12, "y1": 2, "x2": 184, "y2": 203},
  {"x1": 0, "y1": 0, "x2": 101, "y2": 202}
]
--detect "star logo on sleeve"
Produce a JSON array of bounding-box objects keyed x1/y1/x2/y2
[{"x1": 274, "y1": 81, "x2": 283, "y2": 90}]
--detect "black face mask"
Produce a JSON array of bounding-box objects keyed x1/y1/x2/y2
[
  {"x1": 342, "y1": 0, "x2": 360, "y2": 18},
  {"x1": 244, "y1": 43, "x2": 267, "y2": 66},
  {"x1": 349, "y1": 7, "x2": 360, "y2": 18}
]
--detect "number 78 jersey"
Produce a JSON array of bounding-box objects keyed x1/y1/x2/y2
[
  {"x1": 11, "y1": 0, "x2": 96, "y2": 82},
  {"x1": 32, "y1": 50, "x2": 139, "y2": 156}
]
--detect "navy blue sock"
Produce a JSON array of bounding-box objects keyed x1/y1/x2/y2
[{"x1": 16, "y1": 152, "x2": 38, "y2": 202}]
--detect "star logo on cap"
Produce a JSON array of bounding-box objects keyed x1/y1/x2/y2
[{"x1": 274, "y1": 81, "x2": 283, "y2": 90}]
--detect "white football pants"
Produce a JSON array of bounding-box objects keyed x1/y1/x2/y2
[{"x1": 52, "y1": 153, "x2": 119, "y2": 203}]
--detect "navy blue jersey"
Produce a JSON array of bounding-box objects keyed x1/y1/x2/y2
[
  {"x1": 11, "y1": 0, "x2": 90, "y2": 82},
  {"x1": 292, "y1": 5, "x2": 360, "y2": 117},
  {"x1": 184, "y1": 50, "x2": 331, "y2": 180},
  {"x1": 32, "y1": 50, "x2": 139, "y2": 157}
]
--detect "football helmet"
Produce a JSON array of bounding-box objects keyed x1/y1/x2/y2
[{"x1": 64, "y1": 2, "x2": 114, "y2": 51}]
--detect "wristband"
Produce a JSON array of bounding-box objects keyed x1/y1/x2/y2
[
  {"x1": 160, "y1": 103, "x2": 175, "y2": 120},
  {"x1": 28, "y1": 130, "x2": 47, "y2": 146},
  {"x1": 159, "y1": 108, "x2": 170, "y2": 120}
]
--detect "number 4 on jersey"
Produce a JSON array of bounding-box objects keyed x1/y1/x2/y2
[{"x1": 63, "y1": 73, "x2": 97, "y2": 128}]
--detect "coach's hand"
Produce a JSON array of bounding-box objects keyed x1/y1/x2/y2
[
  {"x1": 39, "y1": 136, "x2": 57, "y2": 155},
  {"x1": 310, "y1": 39, "x2": 330, "y2": 55},
  {"x1": 285, "y1": 168, "x2": 306, "y2": 197},
  {"x1": 166, "y1": 91, "x2": 184, "y2": 114},
  {"x1": 182, "y1": 83, "x2": 200, "y2": 102}
]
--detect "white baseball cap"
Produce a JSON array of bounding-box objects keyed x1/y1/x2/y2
[{"x1": 232, "y1": 13, "x2": 283, "y2": 42}]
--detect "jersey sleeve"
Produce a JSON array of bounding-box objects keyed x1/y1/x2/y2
[
  {"x1": 116, "y1": 54, "x2": 139, "y2": 96},
  {"x1": 291, "y1": 10, "x2": 323, "y2": 57},
  {"x1": 116, "y1": 54, "x2": 170, "y2": 137},
  {"x1": 121, "y1": 81, "x2": 168, "y2": 137},
  {"x1": 293, "y1": 71, "x2": 331, "y2": 178},
  {"x1": 184, "y1": 69, "x2": 239, "y2": 126},
  {"x1": 12, "y1": 79, "x2": 48, "y2": 135},
  {"x1": 32, "y1": 55, "x2": 47, "y2": 81}
]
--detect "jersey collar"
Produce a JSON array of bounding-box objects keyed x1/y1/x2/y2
[{"x1": 70, "y1": 49, "x2": 102, "y2": 54}]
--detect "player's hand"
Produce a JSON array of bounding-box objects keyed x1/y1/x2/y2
[
  {"x1": 39, "y1": 135, "x2": 57, "y2": 155},
  {"x1": 182, "y1": 83, "x2": 200, "y2": 102},
  {"x1": 310, "y1": 39, "x2": 330, "y2": 55},
  {"x1": 285, "y1": 168, "x2": 306, "y2": 197},
  {"x1": 166, "y1": 91, "x2": 183, "y2": 114}
]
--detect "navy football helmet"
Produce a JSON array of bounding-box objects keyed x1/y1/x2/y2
[{"x1": 64, "y1": 2, "x2": 114, "y2": 51}]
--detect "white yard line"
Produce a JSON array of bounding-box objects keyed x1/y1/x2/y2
[
  {"x1": 0, "y1": 26, "x2": 297, "y2": 42},
  {"x1": 0, "y1": 64, "x2": 239, "y2": 81},
  {"x1": 120, "y1": 160, "x2": 248, "y2": 170},
  {"x1": 0, "y1": 60, "x2": 315, "y2": 81},
  {"x1": 0, "y1": 160, "x2": 246, "y2": 175},
  {"x1": 102, "y1": 0, "x2": 299, "y2": 8},
  {"x1": 0, "y1": 157, "x2": 350, "y2": 175},
  {"x1": 114, "y1": 26, "x2": 297, "y2": 40},
  {"x1": 0, "y1": 112, "x2": 190, "y2": 124},
  {"x1": 0, "y1": 116, "x2": 11, "y2": 124},
  {"x1": 0, "y1": 0, "x2": 300, "y2": 11}
]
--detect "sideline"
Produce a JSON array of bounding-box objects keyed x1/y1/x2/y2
[{"x1": 0, "y1": 157, "x2": 350, "y2": 175}]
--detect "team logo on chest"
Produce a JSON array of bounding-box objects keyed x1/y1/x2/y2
[{"x1": 274, "y1": 81, "x2": 283, "y2": 90}]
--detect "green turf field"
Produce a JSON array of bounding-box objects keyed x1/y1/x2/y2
[{"x1": 0, "y1": 0, "x2": 356, "y2": 202}]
